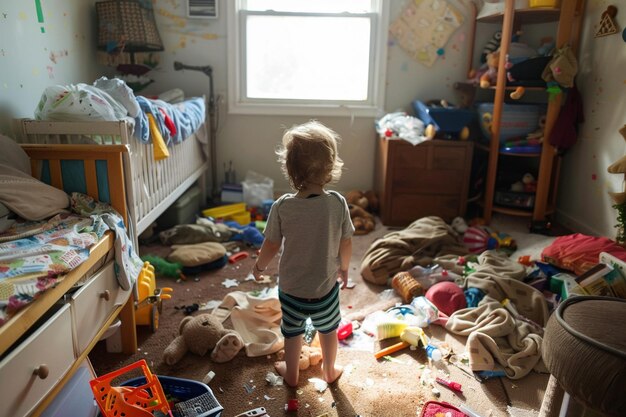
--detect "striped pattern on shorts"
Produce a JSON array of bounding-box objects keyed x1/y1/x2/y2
[{"x1": 278, "y1": 282, "x2": 341, "y2": 338}]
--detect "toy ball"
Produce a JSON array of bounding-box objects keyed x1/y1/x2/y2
[{"x1": 463, "y1": 226, "x2": 490, "y2": 253}]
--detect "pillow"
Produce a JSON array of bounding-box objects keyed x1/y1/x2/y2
[
  {"x1": 0, "y1": 135, "x2": 30, "y2": 174},
  {"x1": 0, "y1": 164, "x2": 69, "y2": 221},
  {"x1": 167, "y1": 241, "x2": 227, "y2": 267}
]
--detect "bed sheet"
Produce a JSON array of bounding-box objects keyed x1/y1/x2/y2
[{"x1": 0, "y1": 193, "x2": 142, "y2": 327}]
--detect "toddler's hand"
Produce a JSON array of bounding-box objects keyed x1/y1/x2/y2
[
  {"x1": 338, "y1": 269, "x2": 349, "y2": 289},
  {"x1": 252, "y1": 264, "x2": 265, "y2": 281}
]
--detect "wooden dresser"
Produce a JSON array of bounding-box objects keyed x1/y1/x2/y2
[{"x1": 375, "y1": 138, "x2": 473, "y2": 227}]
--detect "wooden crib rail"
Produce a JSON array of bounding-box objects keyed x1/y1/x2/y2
[{"x1": 21, "y1": 144, "x2": 129, "y2": 228}]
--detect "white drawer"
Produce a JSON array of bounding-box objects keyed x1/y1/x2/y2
[
  {"x1": 0, "y1": 304, "x2": 74, "y2": 417},
  {"x1": 71, "y1": 261, "x2": 129, "y2": 355}
]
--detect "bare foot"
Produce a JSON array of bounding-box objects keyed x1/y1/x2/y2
[
  {"x1": 274, "y1": 361, "x2": 298, "y2": 387},
  {"x1": 322, "y1": 364, "x2": 343, "y2": 384}
]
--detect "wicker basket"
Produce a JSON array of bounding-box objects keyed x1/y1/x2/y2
[{"x1": 391, "y1": 272, "x2": 424, "y2": 304}]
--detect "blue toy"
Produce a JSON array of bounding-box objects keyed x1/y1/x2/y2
[{"x1": 224, "y1": 220, "x2": 264, "y2": 248}]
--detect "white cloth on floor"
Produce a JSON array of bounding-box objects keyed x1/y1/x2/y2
[{"x1": 213, "y1": 287, "x2": 284, "y2": 357}]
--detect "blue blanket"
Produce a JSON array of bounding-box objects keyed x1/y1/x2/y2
[{"x1": 134, "y1": 97, "x2": 206, "y2": 145}]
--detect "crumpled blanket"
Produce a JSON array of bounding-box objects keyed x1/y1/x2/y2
[
  {"x1": 213, "y1": 287, "x2": 284, "y2": 357},
  {"x1": 445, "y1": 250, "x2": 549, "y2": 379},
  {"x1": 134, "y1": 96, "x2": 205, "y2": 145},
  {"x1": 360, "y1": 216, "x2": 468, "y2": 285}
]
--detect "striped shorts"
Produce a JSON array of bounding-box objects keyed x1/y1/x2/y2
[{"x1": 278, "y1": 282, "x2": 341, "y2": 338}]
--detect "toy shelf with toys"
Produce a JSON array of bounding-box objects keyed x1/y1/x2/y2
[{"x1": 464, "y1": 0, "x2": 585, "y2": 225}]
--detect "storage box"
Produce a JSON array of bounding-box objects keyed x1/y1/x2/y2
[
  {"x1": 202, "y1": 202, "x2": 251, "y2": 225},
  {"x1": 412, "y1": 100, "x2": 476, "y2": 139},
  {"x1": 494, "y1": 190, "x2": 535, "y2": 209},
  {"x1": 477, "y1": 103, "x2": 543, "y2": 142},
  {"x1": 158, "y1": 185, "x2": 202, "y2": 229},
  {"x1": 122, "y1": 375, "x2": 223, "y2": 417}
]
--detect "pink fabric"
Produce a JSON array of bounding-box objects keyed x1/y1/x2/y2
[
  {"x1": 420, "y1": 401, "x2": 466, "y2": 417},
  {"x1": 541, "y1": 234, "x2": 626, "y2": 275}
]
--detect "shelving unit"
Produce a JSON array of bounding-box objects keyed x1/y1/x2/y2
[{"x1": 473, "y1": 0, "x2": 585, "y2": 224}]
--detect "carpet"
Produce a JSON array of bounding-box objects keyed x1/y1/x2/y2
[{"x1": 89, "y1": 215, "x2": 560, "y2": 417}]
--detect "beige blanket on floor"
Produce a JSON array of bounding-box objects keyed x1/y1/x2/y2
[
  {"x1": 445, "y1": 250, "x2": 549, "y2": 379},
  {"x1": 213, "y1": 287, "x2": 284, "y2": 357},
  {"x1": 360, "y1": 216, "x2": 468, "y2": 285}
]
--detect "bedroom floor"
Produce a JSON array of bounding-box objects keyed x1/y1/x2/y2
[{"x1": 89, "y1": 213, "x2": 566, "y2": 417}]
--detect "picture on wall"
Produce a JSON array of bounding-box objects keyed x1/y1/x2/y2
[{"x1": 188, "y1": 0, "x2": 218, "y2": 19}]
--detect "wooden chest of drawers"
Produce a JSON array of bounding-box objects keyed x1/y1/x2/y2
[{"x1": 375, "y1": 138, "x2": 473, "y2": 227}]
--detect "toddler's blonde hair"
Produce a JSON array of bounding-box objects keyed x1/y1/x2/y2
[{"x1": 277, "y1": 121, "x2": 344, "y2": 191}]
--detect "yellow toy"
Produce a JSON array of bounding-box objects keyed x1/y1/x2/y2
[{"x1": 135, "y1": 261, "x2": 173, "y2": 332}]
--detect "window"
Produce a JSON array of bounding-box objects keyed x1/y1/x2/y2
[{"x1": 227, "y1": 0, "x2": 389, "y2": 116}]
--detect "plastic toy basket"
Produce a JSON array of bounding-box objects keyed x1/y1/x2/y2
[
  {"x1": 412, "y1": 100, "x2": 476, "y2": 139},
  {"x1": 123, "y1": 375, "x2": 224, "y2": 417}
]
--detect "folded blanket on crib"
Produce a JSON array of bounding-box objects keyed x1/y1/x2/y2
[
  {"x1": 34, "y1": 79, "x2": 206, "y2": 145},
  {"x1": 134, "y1": 96, "x2": 205, "y2": 145}
]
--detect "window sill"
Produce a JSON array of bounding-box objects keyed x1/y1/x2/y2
[{"x1": 227, "y1": 101, "x2": 382, "y2": 118}]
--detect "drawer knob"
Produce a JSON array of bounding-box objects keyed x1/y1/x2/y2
[
  {"x1": 34, "y1": 364, "x2": 49, "y2": 379},
  {"x1": 100, "y1": 290, "x2": 111, "y2": 301}
]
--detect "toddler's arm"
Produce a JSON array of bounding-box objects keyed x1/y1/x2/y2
[
  {"x1": 252, "y1": 238, "x2": 281, "y2": 280},
  {"x1": 338, "y1": 237, "x2": 352, "y2": 288}
]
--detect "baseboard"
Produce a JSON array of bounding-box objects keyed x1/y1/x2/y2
[{"x1": 555, "y1": 209, "x2": 605, "y2": 237}]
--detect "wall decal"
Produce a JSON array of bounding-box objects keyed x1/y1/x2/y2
[
  {"x1": 595, "y1": 5, "x2": 618, "y2": 38},
  {"x1": 389, "y1": 0, "x2": 464, "y2": 67},
  {"x1": 34, "y1": 0, "x2": 44, "y2": 33}
]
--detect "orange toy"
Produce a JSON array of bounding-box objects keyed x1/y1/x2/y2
[{"x1": 90, "y1": 359, "x2": 170, "y2": 417}]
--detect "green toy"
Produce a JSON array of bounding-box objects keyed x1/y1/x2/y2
[{"x1": 141, "y1": 255, "x2": 185, "y2": 280}]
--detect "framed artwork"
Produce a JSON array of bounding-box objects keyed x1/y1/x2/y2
[{"x1": 188, "y1": 0, "x2": 218, "y2": 19}]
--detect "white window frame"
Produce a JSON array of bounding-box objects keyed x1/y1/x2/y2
[{"x1": 226, "y1": 1, "x2": 389, "y2": 117}]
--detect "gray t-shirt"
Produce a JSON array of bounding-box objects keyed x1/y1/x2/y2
[{"x1": 264, "y1": 190, "x2": 355, "y2": 299}]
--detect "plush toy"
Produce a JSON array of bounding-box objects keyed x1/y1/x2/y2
[
  {"x1": 224, "y1": 220, "x2": 264, "y2": 248},
  {"x1": 277, "y1": 345, "x2": 323, "y2": 370},
  {"x1": 349, "y1": 204, "x2": 375, "y2": 235},
  {"x1": 522, "y1": 173, "x2": 537, "y2": 193},
  {"x1": 163, "y1": 314, "x2": 244, "y2": 365},
  {"x1": 346, "y1": 190, "x2": 379, "y2": 213},
  {"x1": 480, "y1": 50, "x2": 500, "y2": 89},
  {"x1": 141, "y1": 254, "x2": 185, "y2": 279}
]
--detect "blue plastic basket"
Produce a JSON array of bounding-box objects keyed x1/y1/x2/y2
[
  {"x1": 122, "y1": 375, "x2": 223, "y2": 417},
  {"x1": 477, "y1": 102, "x2": 543, "y2": 142},
  {"x1": 412, "y1": 100, "x2": 476, "y2": 138}
]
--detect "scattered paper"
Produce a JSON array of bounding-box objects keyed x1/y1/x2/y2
[
  {"x1": 199, "y1": 300, "x2": 222, "y2": 311},
  {"x1": 265, "y1": 372, "x2": 284, "y2": 386},
  {"x1": 222, "y1": 278, "x2": 239, "y2": 288},
  {"x1": 308, "y1": 378, "x2": 328, "y2": 392}
]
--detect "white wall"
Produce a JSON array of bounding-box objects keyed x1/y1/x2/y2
[
  {"x1": 0, "y1": 0, "x2": 101, "y2": 134},
  {"x1": 556, "y1": 1, "x2": 626, "y2": 238},
  {"x1": 2, "y1": 0, "x2": 621, "y2": 238}
]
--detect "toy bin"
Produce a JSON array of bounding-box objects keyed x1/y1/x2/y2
[
  {"x1": 122, "y1": 375, "x2": 224, "y2": 417},
  {"x1": 158, "y1": 185, "x2": 202, "y2": 229},
  {"x1": 477, "y1": 102, "x2": 543, "y2": 142},
  {"x1": 412, "y1": 100, "x2": 476, "y2": 140}
]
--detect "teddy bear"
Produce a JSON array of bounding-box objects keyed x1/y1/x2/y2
[
  {"x1": 276, "y1": 345, "x2": 323, "y2": 370},
  {"x1": 163, "y1": 314, "x2": 244, "y2": 365},
  {"x1": 346, "y1": 190, "x2": 379, "y2": 213},
  {"x1": 349, "y1": 204, "x2": 375, "y2": 235}
]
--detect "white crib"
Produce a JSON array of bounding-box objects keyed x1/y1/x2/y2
[{"x1": 17, "y1": 118, "x2": 209, "y2": 241}]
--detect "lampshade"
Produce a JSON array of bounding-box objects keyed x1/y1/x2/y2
[{"x1": 96, "y1": 0, "x2": 164, "y2": 56}]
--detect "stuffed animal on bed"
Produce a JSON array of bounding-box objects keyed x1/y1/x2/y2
[{"x1": 163, "y1": 314, "x2": 244, "y2": 365}]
